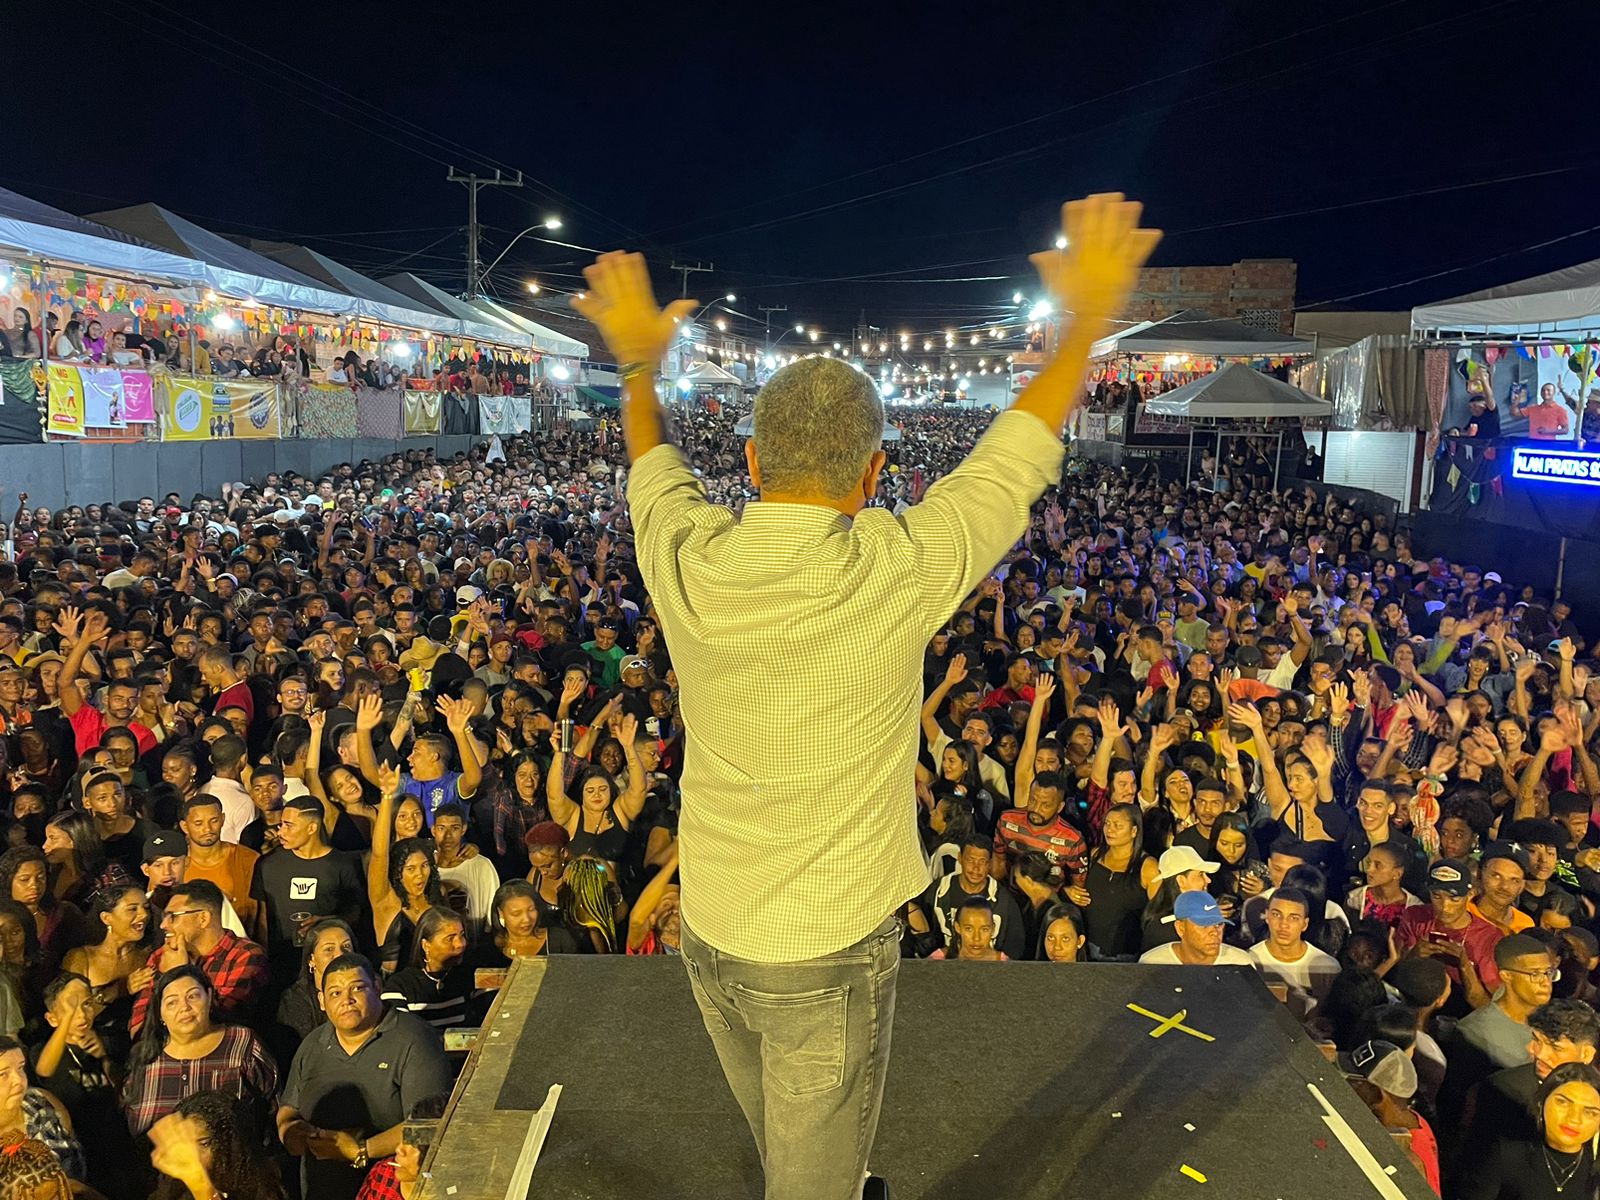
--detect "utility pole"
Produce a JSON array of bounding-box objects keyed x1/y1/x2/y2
[
  {"x1": 448, "y1": 167, "x2": 524, "y2": 299},
  {"x1": 758, "y1": 305, "x2": 787, "y2": 353},
  {"x1": 670, "y1": 260, "x2": 713, "y2": 298}
]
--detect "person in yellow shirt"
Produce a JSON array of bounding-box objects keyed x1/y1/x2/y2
[{"x1": 574, "y1": 193, "x2": 1161, "y2": 1200}]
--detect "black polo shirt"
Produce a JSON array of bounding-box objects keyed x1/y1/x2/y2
[{"x1": 282, "y1": 1006, "x2": 453, "y2": 1200}]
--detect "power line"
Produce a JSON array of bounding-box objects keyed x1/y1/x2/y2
[
  {"x1": 638, "y1": 0, "x2": 1415, "y2": 243},
  {"x1": 667, "y1": 0, "x2": 1531, "y2": 248}
]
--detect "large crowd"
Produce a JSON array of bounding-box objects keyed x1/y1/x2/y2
[{"x1": 0, "y1": 398, "x2": 1587, "y2": 1199}]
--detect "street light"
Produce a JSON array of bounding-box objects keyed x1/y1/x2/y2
[
  {"x1": 477, "y1": 220, "x2": 582, "y2": 291},
  {"x1": 725, "y1": 293, "x2": 737, "y2": 302}
]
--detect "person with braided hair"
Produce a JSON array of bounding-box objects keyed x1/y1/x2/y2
[{"x1": 560, "y1": 858, "x2": 624, "y2": 954}]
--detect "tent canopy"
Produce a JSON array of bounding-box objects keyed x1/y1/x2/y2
[
  {"x1": 1141, "y1": 363, "x2": 1332, "y2": 420},
  {"x1": 467, "y1": 297, "x2": 588, "y2": 358},
  {"x1": 1091, "y1": 309, "x2": 1314, "y2": 359},
  {"x1": 1410, "y1": 257, "x2": 1600, "y2": 340},
  {"x1": 734, "y1": 412, "x2": 902, "y2": 441},
  {"x1": 381, "y1": 274, "x2": 525, "y2": 337},
  {"x1": 1, "y1": 189, "x2": 207, "y2": 285},
  {"x1": 240, "y1": 239, "x2": 525, "y2": 346},
  {"x1": 680, "y1": 361, "x2": 742, "y2": 386}
]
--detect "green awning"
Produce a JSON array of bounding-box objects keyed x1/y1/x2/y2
[{"x1": 577, "y1": 385, "x2": 619, "y2": 409}]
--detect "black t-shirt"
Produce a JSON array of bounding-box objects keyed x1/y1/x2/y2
[
  {"x1": 920, "y1": 873, "x2": 1027, "y2": 959},
  {"x1": 102, "y1": 818, "x2": 156, "y2": 879},
  {"x1": 252, "y1": 847, "x2": 369, "y2": 960},
  {"x1": 1470, "y1": 406, "x2": 1501, "y2": 438}
]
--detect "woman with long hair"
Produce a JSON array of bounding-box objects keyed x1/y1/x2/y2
[
  {"x1": 43, "y1": 810, "x2": 130, "y2": 907},
  {"x1": 0, "y1": 846, "x2": 85, "y2": 967},
  {"x1": 933, "y1": 740, "x2": 995, "y2": 832},
  {"x1": 1071, "y1": 802, "x2": 1159, "y2": 961},
  {"x1": 928, "y1": 897, "x2": 1007, "y2": 961},
  {"x1": 149, "y1": 1089, "x2": 287, "y2": 1200},
  {"x1": 8, "y1": 309, "x2": 39, "y2": 359},
  {"x1": 269, "y1": 919, "x2": 355, "y2": 1063},
  {"x1": 379, "y1": 906, "x2": 483, "y2": 1030},
  {"x1": 480, "y1": 880, "x2": 577, "y2": 966},
  {"x1": 1463, "y1": 1060, "x2": 1600, "y2": 1200},
  {"x1": 369, "y1": 767, "x2": 445, "y2": 974},
  {"x1": 1208, "y1": 811, "x2": 1267, "y2": 927},
  {"x1": 61, "y1": 885, "x2": 151, "y2": 1055},
  {"x1": 1036, "y1": 902, "x2": 1088, "y2": 963},
  {"x1": 121, "y1": 965, "x2": 277, "y2": 1138}
]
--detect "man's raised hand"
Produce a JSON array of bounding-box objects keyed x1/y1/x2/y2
[
  {"x1": 1030, "y1": 194, "x2": 1162, "y2": 328},
  {"x1": 573, "y1": 253, "x2": 698, "y2": 367}
]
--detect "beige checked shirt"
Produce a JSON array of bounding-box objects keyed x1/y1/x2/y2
[{"x1": 627, "y1": 409, "x2": 1064, "y2": 961}]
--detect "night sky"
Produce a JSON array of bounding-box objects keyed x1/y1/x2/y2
[{"x1": 8, "y1": 0, "x2": 1590, "y2": 343}]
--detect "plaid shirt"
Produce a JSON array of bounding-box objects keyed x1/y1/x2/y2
[
  {"x1": 356, "y1": 1158, "x2": 406, "y2": 1200},
  {"x1": 23, "y1": 1090, "x2": 85, "y2": 1181},
  {"x1": 121, "y1": 1024, "x2": 279, "y2": 1135},
  {"x1": 128, "y1": 929, "x2": 270, "y2": 1038}
]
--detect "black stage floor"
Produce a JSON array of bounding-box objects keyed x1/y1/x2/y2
[{"x1": 493, "y1": 958, "x2": 1428, "y2": 1200}]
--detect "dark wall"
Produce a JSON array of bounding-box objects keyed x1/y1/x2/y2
[
  {"x1": 0, "y1": 435, "x2": 487, "y2": 510},
  {"x1": 1407, "y1": 509, "x2": 1600, "y2": 606}
]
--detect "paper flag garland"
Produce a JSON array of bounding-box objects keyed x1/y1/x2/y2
[{"x1": 1447, "y1": 464, "x2": 1462, "y2": 489}]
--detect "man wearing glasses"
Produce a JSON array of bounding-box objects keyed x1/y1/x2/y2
[
  {"x1": 127, "y1": 878, "x2": 269, "y2": 1036},
  {"x1": 1457, "y1": 933, "x2": 1561, "y2": 1070}
]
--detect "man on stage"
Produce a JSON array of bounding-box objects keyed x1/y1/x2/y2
[{"x1": 575, "y1": 193, "x2": 1160, "y2": 1199}]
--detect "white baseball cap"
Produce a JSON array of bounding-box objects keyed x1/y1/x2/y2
[{"x1": 1157, "y1": 845, "x2": 1221, "y2": 880}]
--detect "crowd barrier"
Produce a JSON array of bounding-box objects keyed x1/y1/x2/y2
[{"x1": 0, "y1": 435, "x2": 494, "y2": 513}]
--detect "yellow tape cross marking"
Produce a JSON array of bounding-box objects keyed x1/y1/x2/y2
[{"x1": 1126, "y1": 1003, "x2": 1216, "y2": 1042}]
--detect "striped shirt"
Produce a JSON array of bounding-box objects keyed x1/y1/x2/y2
[{"x1": 627, "y1": 409, "x2": 1063, "y2": 961}]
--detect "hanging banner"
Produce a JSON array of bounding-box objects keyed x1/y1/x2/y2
[
  {"x1": 300, "y1": 385, "x2": 358, "y2": 439},
  {"x1": 404, "y1": 390, "x2": 441, "y2": 435},
  {"x1": 159, "y1": 375, "x2": 282, "y2": 441},
  {"x1": 121, "y1": 371, "x2": 155, "y2": 423},
  {"x1": 355, "y1": 388, "x2": 404, "y2": 439},
  {"x1": 45, "y1": 364, "x2": 85, "y2": 437},
  {"x1": 0, "y1": 360, "x2": 43, "y2": 445},
  {"x1": 477, "y1": 394, "x2": 530, "y2": 435},
  {"x1": 79, "y1": 367, "x2": 127, "y2": 428}
]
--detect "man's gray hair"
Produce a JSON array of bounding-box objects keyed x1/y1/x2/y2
[{"x1": 752, "y1": 359, "x2": 883, "y2": 500}]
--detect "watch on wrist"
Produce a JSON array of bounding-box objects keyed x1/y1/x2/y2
[{"x1": 351, "y1": 1141, "x2": 370, "y2": 1170}]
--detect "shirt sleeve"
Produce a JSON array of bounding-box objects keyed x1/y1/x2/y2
[
  {"x1": 897, "y1": 410, "x2": 1063, "y2": 635},
  {"x1": 397, "y1": 1022, "x2": 454, "y2": 1116},
  {"x1": 626, "y1": 445, "x2": 717, "y2": 589}
]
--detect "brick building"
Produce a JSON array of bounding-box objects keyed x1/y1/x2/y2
[{"x1": 1121, "y1": 259, "x2": 1298, "y2": 333}]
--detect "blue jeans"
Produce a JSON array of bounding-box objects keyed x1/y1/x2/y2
[{"x1": 680, "y1": 915, "x2": 900, "y2": 1200}]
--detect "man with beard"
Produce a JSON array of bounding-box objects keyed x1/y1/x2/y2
[{"x1": 991, "y1": 771, "x2": 1086, "y2": 887}]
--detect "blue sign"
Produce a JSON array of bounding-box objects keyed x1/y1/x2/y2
[{"x1": 1510, "y1": 446, "x2": 1600, "y2": 487}]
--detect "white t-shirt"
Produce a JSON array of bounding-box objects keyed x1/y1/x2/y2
[
  {"x1": 439, "y1": 854, "x2": 501, "y2": 934},
  {"x1": 1138, "y1": 942, "x2": 1254, "y2": 966},
  {"x1": 1248, "y1": 940, "x2": 1340, "y2": 1020}
]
